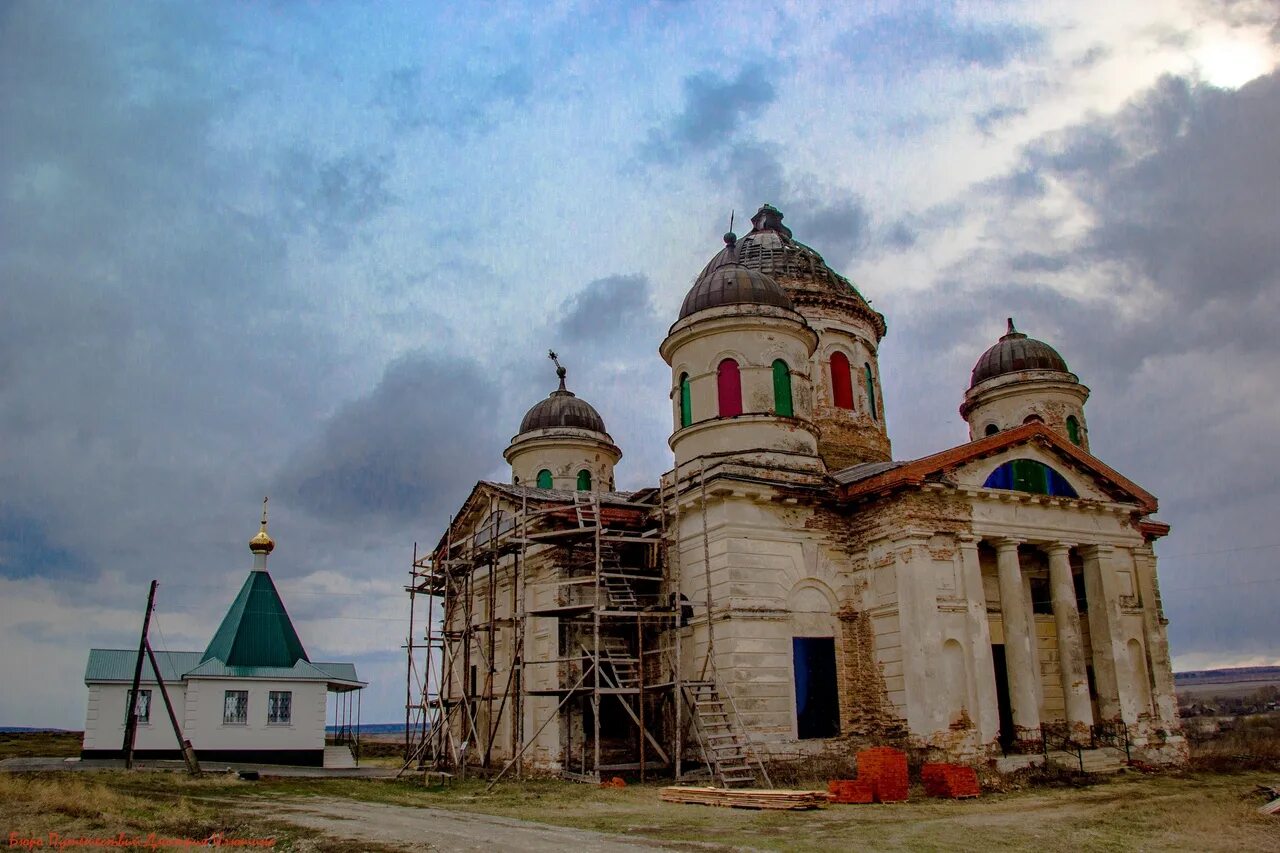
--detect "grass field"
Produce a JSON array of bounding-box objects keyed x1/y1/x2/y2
[
  {"x1": 2, "y1": 767, "x2": 1278, "y2": 851},
  {"x1": 3, "y1": 730, "x2": 1279, "y2": 851}
]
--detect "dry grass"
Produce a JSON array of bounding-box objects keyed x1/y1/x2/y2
[
  {"x1": 0, "y1": 730, "x2": 82, "y2": 759},
  {"x1": 0, "y1": 772, "x2": 399, "y2": 851},
  {"x1": 1189, "y1": 714, "x2": 1280, "y2": 772}
]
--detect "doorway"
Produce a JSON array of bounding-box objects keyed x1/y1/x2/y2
[
  {"x1": 991, "y1": 644, "x2": 1015, "y2": 752},
  {"x1": 793, "y1": 637, "x2": 839, "y2": 739}
]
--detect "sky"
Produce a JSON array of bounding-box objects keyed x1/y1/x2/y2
[{"x1": 1, "y1": 0, "x2": 1278, "y2": 728}]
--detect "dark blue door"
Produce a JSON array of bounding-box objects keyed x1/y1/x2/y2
[{"x1": 793, "y1": 637, "x2": 839, "y2": 739}]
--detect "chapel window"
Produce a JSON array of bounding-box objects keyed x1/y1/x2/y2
[
  {"x1": 717, "y1": 358, "x2": 742, "y2": 417},
  {"x1": 830, "y1": 352, "x2": 854, "y2": 410},
  {"x1": 268, "y1": 690, "x2": 292, "y2": 725},
  {"x1": 576, "y1": 469, "x2": 592, "y2": 491},
  {"x1": 679, "y1": 373, "x2": 692, "y2": 428},
  {"x1": 223, "y1": 690, "x2": 248, "y2": 725},
  {"x1": 983, "y1": 458, "x2": 1078, "y2": 498},
  {"x1": 772, "y1": 359, "x2": 793, "y2": 417},
  {"x1": 985, "y1": 423, "x2": 999, "y2": 436},
  {"x1": 864, "y1": 363, "x2": 878, "y2": 421},
  {"x1": 1066, "y1": 415, "x2": 1081, "y2": 446},
  {"x1": 536, "y1": 469, "x2": 553, "y2": 489},
  {"x1": 125, "y1": 689, "x2": 151, "y2": 724}
]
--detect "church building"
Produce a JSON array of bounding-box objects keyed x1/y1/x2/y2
[
  {"x1": 417, "y1": 204, "x2": 1184, "y2": 784},
  {"x1": 82, "y1": 504, "x2": 365, "y2": 767}
]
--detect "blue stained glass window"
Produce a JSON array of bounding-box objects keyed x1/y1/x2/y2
[{"x1": 983, "y1": 459, "x2": 1078, "y2": 498}]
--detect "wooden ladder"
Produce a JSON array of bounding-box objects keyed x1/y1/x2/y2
[
  {"x1": 597, "y1": 635, "x2": 639, "y2": 688},
  {"x1": 573, "y1": 492, "x2": 598, "y2": 528},
  {"x1": 685, "y1": 680, "x2": 768, "y2": 788}
]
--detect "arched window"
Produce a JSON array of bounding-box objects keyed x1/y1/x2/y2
[
  {"x1": 576, "y1": 469, "x2": 592, "y2": 491},
  {"x1": 1023, "y1": 414, "x2": 1044, "y2": 424},
  {"x1": 1066, "y1": 415, "x2": 1081, "y2": 446},
  {"x1": 717, "y1": 358, "x2": 742, "y2": 417},
  {"x1": 830, "y1": 352, "x2": 853, "y2": 410},
  {"x1": 536, "y1": 469, "x2": 552, "y2": 489},
  {"x1": 985, "y1": 423, "x2": 999, "y2": 436},
  {"x1": 772, "y1": 359, "x2": 793, "y2": 417},
  {"x1": 864, "y1": 363, "x2": 878, "y2": 421},
  {"x1": 679, "y1": 373, "x2": 692, "y2": 428},
  {"x1": 983, "y1": 459, "x2": 1078, "y2": 498}
]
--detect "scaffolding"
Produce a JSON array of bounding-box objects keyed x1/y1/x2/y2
[{"x1": 403, "y1": 481, "x2": 770, "y2": 787}]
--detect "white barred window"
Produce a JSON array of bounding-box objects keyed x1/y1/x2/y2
[
  {"x1": 223, "y1": 690, "x2": 248, "y2": 725},
  {"x1": 125, "y1": 689, "x2": 152, "y2": 724},
  {"x1": 268, "y1": 690, "x2": 292, "y2": 725}
]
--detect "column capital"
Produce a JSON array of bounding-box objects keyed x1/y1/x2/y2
[
  {"x1": 992, "y1": 536, "x2": 1024, "y2": 552},
  {"x1": 1043, "y1": 542, "x2": 1076, "y2": 556},
  {"x1": 956, "y1": 532, "x2": 981, "y2": 545},
  {"x1": 1080, "y1": 543, "x2": 1115, "y2": 557}
]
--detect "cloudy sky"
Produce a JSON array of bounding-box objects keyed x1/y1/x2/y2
[{"x1": 2, "y1": 0, "x2": 1278, "y2": 728}]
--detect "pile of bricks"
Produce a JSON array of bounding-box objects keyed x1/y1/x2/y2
[
  {"x1": 856, "y1": 746, "x2": 910, "y2": 803},
  {"x1": 826, "y1": 778, "x2": 874, "y2": 804},
  {"x1": 920, "y1": 763, "x2": 981, "y2": 799}
]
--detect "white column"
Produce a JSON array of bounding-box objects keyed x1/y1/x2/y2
[
  {"x1": 1133, "y1": 547, "x2": 1178, "y2": 726},
  {"x1": 1081, "y1": 544, "x2": 1133, "y2": 722},
  {"x1": 1046, "y1": 543, "x2": 1093, "y2": 732},
  {"x1": 958, "y1": 534, "x2": 1000, "y2": 744},
  {"x1": 995, "y1": 538, "x2": 1040, "y2": 735}
]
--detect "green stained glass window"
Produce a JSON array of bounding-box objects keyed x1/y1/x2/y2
[
  {"x1": 1066, "y1": 415, "x2": 1081, "y2": 445},
  {"x1": 577, "y1": 469, "x2": 592, "y2": 491},
  {"x1": 536, "y1": 469, "x2": 552, "y2": 489},
  {"x1": 679, "y1": 373, "x2": 692, "y2": 428},
  {"x1": 864, "y1": 363, "x2": 878, "y2": 421},
  {"x1": 772, "y1": 359, "x2": 793, "y2": 417}
]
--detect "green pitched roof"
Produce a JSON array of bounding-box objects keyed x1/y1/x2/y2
[{"x1": 201, "y1": 570, "x2": 309, "y2": 667}]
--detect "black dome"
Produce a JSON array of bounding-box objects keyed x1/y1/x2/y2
[
  {"x1": 678, "y1": 262, "x2": 794, "y2": 320},
  {"x1": 519, "y1": 389, "x2": 608, "y2": 434},
  {"x1": 692, "y1": 204, "x2": 886, "y2": 337},
  {"x1": 971, "y1": 319, "x2": 1070, "y2": 387}
]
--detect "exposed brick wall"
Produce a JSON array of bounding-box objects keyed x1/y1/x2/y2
[{"x1": 836, "y1": 605, "x2": 906, "y2": 740}]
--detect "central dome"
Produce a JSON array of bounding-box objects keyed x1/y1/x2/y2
[
  {"x1": 693, "y1": 204, "x2": 886, "y2": 337},
  {"x1": 678, "y1": 261, "x2": 794, "y2": 319},
  {"x1": 970, "y1": 319, "x2": 1070, "y2": 388}
]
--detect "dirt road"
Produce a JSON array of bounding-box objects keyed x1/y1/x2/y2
[{"x1": 263, "y1": 796, "x2": 671, "y2": 852}]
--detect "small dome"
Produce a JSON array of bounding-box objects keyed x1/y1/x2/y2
[
  {"x1": 519, "y1": 390, "x2": 608, "y2": 433},
  {"x1": 249, "y1": 498, "x2": 274, "y2": 555},
  {"x1": 678, "y1": 262, "x2": 794, "y2": 320},
  {"x1": 971, "y1": 319, "x2": 1070, "y2": 387}
]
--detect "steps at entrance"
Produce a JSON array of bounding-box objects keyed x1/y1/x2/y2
[{"x1": 324, "y1": 745, "x2": 356, "y2": 769}]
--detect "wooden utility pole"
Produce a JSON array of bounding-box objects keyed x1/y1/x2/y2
[
  {"x1": 122, "y1": 580, "x2": 158, "y2": 769},
  {"x1": 145, "y1": 641, "x2": 201, "y2": 774}
]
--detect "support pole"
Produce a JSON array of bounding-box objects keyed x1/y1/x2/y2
[
  {"x1": 122, "y1": 580, "x2": 158, "y2": 770},
  {"x1": 144, "y1": 641, "x2": 200, "y2": 774}
]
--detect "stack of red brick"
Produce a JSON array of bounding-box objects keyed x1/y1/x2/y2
[
  {"x1": 856, "y1": 747, "x2": 910, "y2": 803},
  {"x1": 920, "y1": 763, "x2": 981, "y2": 799},
  {"x1": 826, "y1": 778, "x2": 874, "y2": 804}
]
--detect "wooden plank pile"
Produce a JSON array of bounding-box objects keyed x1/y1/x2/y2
[
  {"x1": 660, "y1": 786, "x2": 829, "y2": 810},
  {"x1": 921, "y1": 763, "x2": 981, "y2": 799},
  {"x1": 857, "y1": 746, "x2": 910, "y2": 803}
]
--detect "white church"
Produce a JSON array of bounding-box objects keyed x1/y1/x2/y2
[
  {"x1": 418, "y1": 204, "x2": 1185, "y2": 784},
  {"x1": 81, "y1": 506, "x2": 364, "y2": 767}
]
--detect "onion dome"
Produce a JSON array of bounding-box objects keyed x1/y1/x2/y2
[
  {"x1": 693, "y1": 204, "x2": 886, "y2": 337},
  {"x1": 248, "y1": 497, "x2": 274, "y2": 555},
  {"x1": 678, "y1": 232, "x2": 794, "y2": 319},
  {"x1": 970, "y1": 319, "x2": 1070, "y2": 388},
  {"x1": 519, "y1": 353, "x2": 609, "y2": 434}
]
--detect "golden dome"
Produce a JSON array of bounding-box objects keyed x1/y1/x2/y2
[{"x1": 249, "y1": 497, "x2": 274, "y2": 555}]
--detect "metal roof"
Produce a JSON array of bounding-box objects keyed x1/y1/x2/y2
[
  {"x1": 678, "y1": 262, "x2": 794, "y2": 319},
  {"x1": 201, "y1": 569, "x2": 309, "y2": 668},
  {"x1": 85, "y1": 649, "x2": 202, "y2": 684},
  {"x1": 85, "y1": 650, "x2": 361, "y2": 688},
  {"x1": 971, "y1": 320, "x2": 1070, "y2": 387},
  {"x1": 831, "y1": 460, "x2": 902, "y2": 485}
]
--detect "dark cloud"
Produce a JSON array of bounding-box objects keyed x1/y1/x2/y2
[
  {"x1": 836, "y1": 7, "x2": 1042, "y2": 74},
  {"x1": 641, "y1": 65, "x2": 775, "y2": 163},
  {"x1": 557, "y1": 274, "x2": 654, "y2": 343},
  {"x1": 276, "y1": 353, "x2": 503, "y2": 525},
  {"x1": 276, "y1": 149, "x2": 396, "y2": 249},
  {"x1": 376, "y1": 62, "x2": 535, "y2": 137},
  {"x1": 973, "y1": 103, "x2": 1028, "y2": 134}
]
